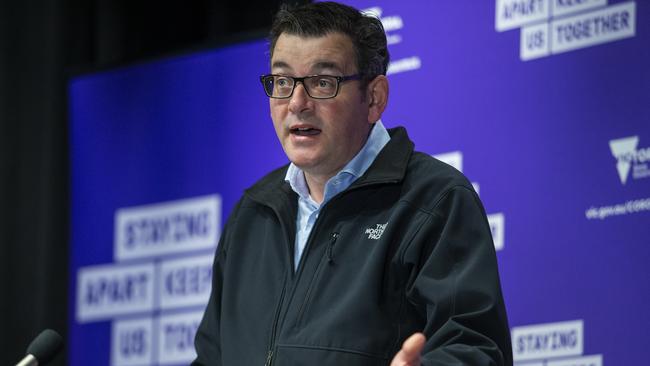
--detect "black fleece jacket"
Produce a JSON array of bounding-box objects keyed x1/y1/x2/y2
[{"x1": 193, "y1": 127, "x2": 513, "y2": 366}]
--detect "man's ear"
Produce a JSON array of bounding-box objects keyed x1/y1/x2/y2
[{"x1": 366, "y1": 75, "x2": 389, "y2": 124}]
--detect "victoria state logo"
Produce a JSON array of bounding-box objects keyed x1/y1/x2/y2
[{"x1": 609, "y1": 136, "x2": 650, "y2": 184}]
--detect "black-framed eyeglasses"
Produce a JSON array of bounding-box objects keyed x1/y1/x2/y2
[{"x1": 260, "y1": 74, "x2": 361, "y2": 99}]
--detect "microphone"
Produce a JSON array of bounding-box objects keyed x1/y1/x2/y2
[{"x1": 15, "y1": 329, "x2": 63, "y2": 366}]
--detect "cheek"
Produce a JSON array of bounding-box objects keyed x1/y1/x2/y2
[
  {"x1": 331, "y1": 101, "x2": 368, "y2": 132},
  {"x1": 269, "y1": 103, "x2": 285, "y2": 128}
]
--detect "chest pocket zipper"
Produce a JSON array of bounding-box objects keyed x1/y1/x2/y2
[{"x1": 295, "y1": 232, "x2": 339, "y2": 326}]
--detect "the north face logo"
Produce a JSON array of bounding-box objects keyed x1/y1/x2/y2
[{"x1": 365, "y1": 223, "x2": 387, "y2": 240}]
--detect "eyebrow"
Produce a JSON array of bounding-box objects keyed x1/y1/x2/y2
[
  {"x1": 311, "y1": 61, "x2": 343, "y2": 73},
  {"x1": 270, "y1": 60, "x2": 344, "y2": 74},
  {"x1": 271, "y1": 60, "x2": 292, "y2": 71}
]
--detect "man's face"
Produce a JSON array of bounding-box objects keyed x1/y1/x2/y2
[{"x1": 269, "y1": 32, "x2": 372, "y2": 179}]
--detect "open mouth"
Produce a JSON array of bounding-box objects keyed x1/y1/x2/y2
[{"x1": 290, "y1": 126, "x2": 321, "y2": 136}]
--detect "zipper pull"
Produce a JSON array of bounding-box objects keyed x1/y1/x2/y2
[
  {"x1": 327, "y1": 232, "x2": 339, "y2": 264},
  {"x1": 264, "y1": 349, "x2": 274, "y2": 366}
]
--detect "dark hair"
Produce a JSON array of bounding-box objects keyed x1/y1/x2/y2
[{"x1": 269, "y1": 1, "x2": 389, "y2": 87}]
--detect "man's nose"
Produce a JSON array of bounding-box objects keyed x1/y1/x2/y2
[{"x1": 288, "y1": 82, "x2": 311, "y2": 114}]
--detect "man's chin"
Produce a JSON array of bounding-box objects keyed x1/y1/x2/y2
[
  {"x1": 289, "y1": 157, "x2": 319, "y2": 171},
  {"x1": 285, "y1": 146, "x2": 320, "y2": 166}
]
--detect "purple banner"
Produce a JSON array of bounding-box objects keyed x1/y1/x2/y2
[{"x1": 69, "y1": 1, "x2": 650, "y2": 365}]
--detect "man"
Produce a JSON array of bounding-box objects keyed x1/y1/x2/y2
[{"x1": 193, "y1": 2, "x2": 512, "y2": 365}]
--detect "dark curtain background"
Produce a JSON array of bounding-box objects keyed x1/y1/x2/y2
[{"x1": 0, "y1": 1, "x2": 307, "y2": 364}]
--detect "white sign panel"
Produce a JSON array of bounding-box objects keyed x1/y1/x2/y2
[
  {"x1": 552, "y1": 0, "x2": 607, "y2": 18},
  {"x1": 115, "y1": 195, "x2": 221, "y2": 261},
  {"x1": 496, "y1": 0, "x2": 551, "y2": 32},
  {"x1": 512, "y1": 320, "x2": 584, "y2": 361},
  {"x1": 547, "y1": 355, "x2": 603, "y2": 366},
  {"x1": 551, "y1": 2, "x2": 636, "y2": 54},
  {"x1": 111, "y1": 318, "x2": 154, "y2": 366},
  {"x1": 157, "y1": 311, "x2": 204, "y2": 365},
  {"x1": 433, "y1": 151, "x2": 463, "y2": 173},
  {"x1": 487, "y1": 212, "x2": 506, "y2": 251},
  {"x1": 159, "y1": 254, "x2": 214, "y2": 310},
  {"x1": 77, "y1": 263, "x2": 155, "y2": 322},
  {"x1": 521, "y1": 23, "x2": 551, "y2": 60}
]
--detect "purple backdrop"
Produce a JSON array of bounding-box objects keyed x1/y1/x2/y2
[{"x1": 69, "y1": 1, "x2": 649, "y2": 365}]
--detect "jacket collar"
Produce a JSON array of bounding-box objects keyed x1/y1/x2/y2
[
  {"x1": 351, "y1": 126, "x2": 412, "y2": 188},
  {"x1": 245, "y1": 126, "x2": 413, "y2": 207}
]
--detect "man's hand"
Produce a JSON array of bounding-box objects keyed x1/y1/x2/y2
[{"x1": 390, "y1": 333, "x2": 426, "y2": 366}]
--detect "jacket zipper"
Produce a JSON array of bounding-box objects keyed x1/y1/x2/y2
[
  {"x1": 261, "y1": 190, "x2": 297, "y2": 366},
  {"x1": 327, "y1": 232, "x2": 339, "y2": 263},
  {"x1": 261, "y1": 193, "x2": 344, "y2": 364},
  {"x1": 295, "y1": 232, "x2": 339, "y2": 324},
  {"x1": 264, "y1": 277, "x2": 287, "y2": 366}
]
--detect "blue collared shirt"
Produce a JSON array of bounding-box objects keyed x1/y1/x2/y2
[{"x1": 284, "y1": 120, "x2": 391, "y2": 270}]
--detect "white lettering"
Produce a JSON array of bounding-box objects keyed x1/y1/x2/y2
[
  {"x1": 521, "y1": 23, "x2": 550, "y2": 60},
  {"x1": 551, "y1": 2, "x2": 636, "y2": 54},
  {"x1": 586, "y1": 197, "x2": 650, "y2": 220},
  {"x1": 157, "y1": 311, "x2": 203, "y2": 365},
  {"x1": 381, "y1": 15, "x2": 404, "y2": 32},
  {"x1": 159, "y1": 255, "x2": 214, "y2": 310},
  {"x1": 111, "y1": 318, "x2": 154, "y2": 366},
  {"x1": 511, "y1": 320, "x2": 583, "y2": 361},
  {"x1": 77, "y1": 263, "x2": 155, "y2": 322},
  {"x1": 387, "y1": 56, "x2": 421, "y2": 75},
  {"x1": 496, "y1": 0, "x2": 550, "y2": 32},
  {"x1": 115, "y1": 195, "x2": 221, "y2": 261},
  {"x1": 552, "y1": 0, "x2": 607, "y2": 17}
]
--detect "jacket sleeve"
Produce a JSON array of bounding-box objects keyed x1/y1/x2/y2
[
  {"x1": 191, "y1": 200, "x2": 240, "y2": 366},
  {"x1": 404, "y1": 186, "x2": 513, "y2": 366}
]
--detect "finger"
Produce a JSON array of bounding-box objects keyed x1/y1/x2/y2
[
  {"x1": 390, "y1": 332, "x2": 426, "y2": 366},
  {"x1": 402, "y1": 332, "x2": 426, "y2": 355}
]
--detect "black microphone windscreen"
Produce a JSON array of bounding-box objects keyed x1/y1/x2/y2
[{"x1": 26, "y1": 329, "x2": 63, "y2": 364}]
